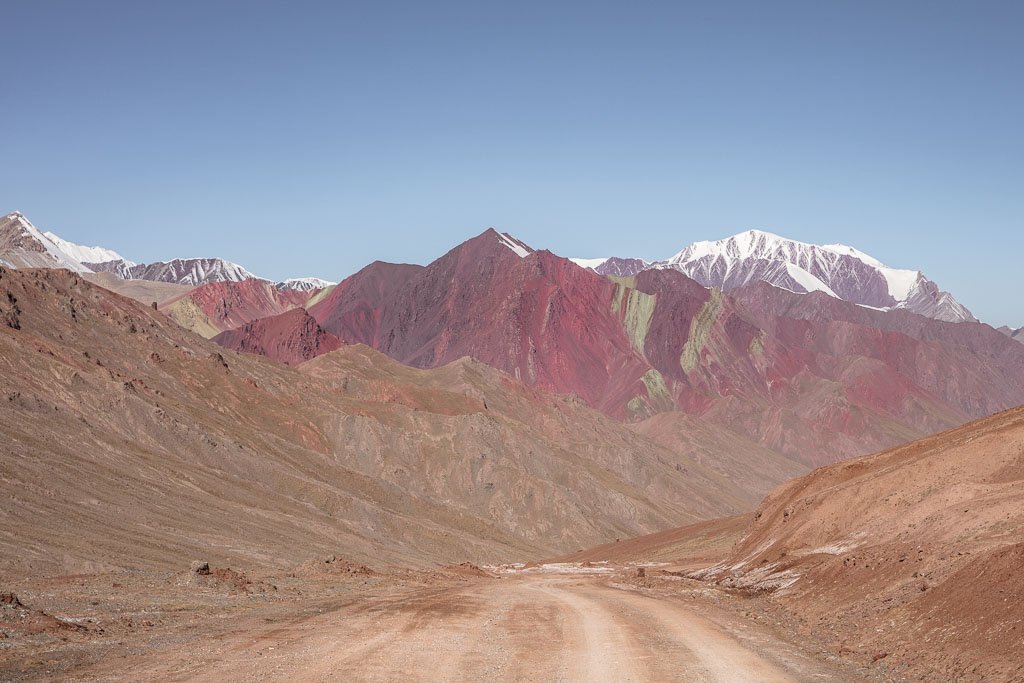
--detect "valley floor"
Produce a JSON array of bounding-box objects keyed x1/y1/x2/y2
[{"x1": 1, "y1": 563, "x2": 880, "y2": 682}]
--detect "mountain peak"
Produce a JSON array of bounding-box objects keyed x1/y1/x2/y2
[
  {"x1": 671, "y1": 229, "x2": 815, "y2": 263},
  {"x1": 667, "y1": 230, "x2": 973, "y2": 321},
  {"x1": 275, "y1": 277, "x2": 335, "y2": 292},
  {"x1": 462, "y1": 228, "x2": 534, "y2": 259},
  {"x1": 741, "y1": 228, "x2": 787, "y2": 240},
  {"x1": 0, "y1": 211, "x2": 93, "y2": 273}
]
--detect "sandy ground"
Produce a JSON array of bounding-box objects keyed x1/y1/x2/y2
[{"x1": 5, "y1": 564, "x2": 876, "y2": 683}]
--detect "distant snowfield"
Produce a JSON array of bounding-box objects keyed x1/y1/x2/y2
[{"x1": 497, "y1": 231, "x2": 532, "y2": 258}]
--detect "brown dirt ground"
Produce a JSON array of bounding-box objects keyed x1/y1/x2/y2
[{"x1": 0, "y1": 562, "x2": 881, "y2": 682}]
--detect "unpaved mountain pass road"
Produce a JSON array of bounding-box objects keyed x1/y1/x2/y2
[{"x1": 80, "y1": 570, "x2": 863, "y2": 682}]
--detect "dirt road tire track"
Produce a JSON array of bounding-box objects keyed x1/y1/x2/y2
[{"x1": 78, "y1": 574, "x2": 860, "y2": 682}]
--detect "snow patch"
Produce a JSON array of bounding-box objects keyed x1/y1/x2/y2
[
  {"x1": 783, "y1": 262, "x2": 838, "y2": 296},
  {"x1": 276, "y1": 277, "x2": 335, "y2": 292},
  {"x1": 877, "y1": 267, "x2": 921, "y2": 302},
  {"x1": 570, "y1": 257, "x2": 611, "y2": 270},
  {"x1": 497, "y1": 232, "x2": 531, "y2": 258},
  {"x1": 42, "y1": 231, "x2": 131, "y2": 266},
  {"x1": 822, "y1": 243, "x2": 921, "y2": 300},
  {"x1": 668, "y1": 228, "x2": 792, "y2": 263}
]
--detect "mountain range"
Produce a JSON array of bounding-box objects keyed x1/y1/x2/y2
[
  {"x1": 572, "y1": 229, "x2": 975, "y2": 323},
  {"x1": 0, "y1": 211, "x2": 334, "y2": 292},
  {"x1": 284, "y1": 228, "x2": 1024, "y2": 466},
  {"x1": 4, "y1": 210, "x2": 1023, "y2": 470},
  {"x1": 2, "y1": 209, "x2": 1023, "y2": 681},
  {"x1": 0, "y1": 265, "x2": 805, "y2": 575}
]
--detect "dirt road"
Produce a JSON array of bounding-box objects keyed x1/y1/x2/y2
[{"x1": 74, "y1": 567, "x2": 862, "y2": 682}]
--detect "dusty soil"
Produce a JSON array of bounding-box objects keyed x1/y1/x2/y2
[
  {"x1": 557, "y1": 513, "x2": 752, "y2": 570},
  {"x1": 691, "y1": 405, "x2": 1024, "y2": 682},
  {"x1": 0, "y1": 563, "x2": 878, "y2": 682}
]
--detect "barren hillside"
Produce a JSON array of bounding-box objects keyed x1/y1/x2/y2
[
  {"x1": 693, "y1": 406, "x2": 1024, "y2": 681},
  {"x1": 0, "y1": 267, "x2": 801, "y2": 578}
]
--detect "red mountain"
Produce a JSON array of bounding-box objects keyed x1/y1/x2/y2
[
  {"x1": 212, "y1": 307, "x2": 343, "y2": 366},
  {"x1": 229, "y1": 228, "x2": 1024, "y2": 467},
  {"x1": 312, "y1": 261, "x2": 424, "y2": 347},
  {"x1": 160, "y1": 278, "x2": 326, "y2": 338},
  {"x1": 308, "y1": 229, "x2": 653, "y2": 413}
]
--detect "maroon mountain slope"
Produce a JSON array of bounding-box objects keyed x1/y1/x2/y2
[
  {"x1": 310, "y1": 230, "x2": 655, "y2": 414},
  {"x1": 998, "y1": 324, "x2": 1024, "y2": 343},
  {"x1": 625, "y1": 270, "x2": 1024, "y2": 463},
  {"x1": 212, "y1": 308, "x2": 344, "y2": 366},
  {"x1": 728, "y1": 282, "x2": 1024, "y2": 415},
  {"x1": 312, "y1": 261, "x2": 424, "y2": 347},
  {"x1": 160, "y1": 278, "x2": 322, "y2": 338}
]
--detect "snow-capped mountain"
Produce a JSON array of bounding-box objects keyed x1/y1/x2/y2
[
  {"x1": 569, "y1": 257, "x2": 650, "y2": 278},
  {"x1": 88, "y1": 257, "x2": 260, "y2": 287},
  {"x1": 574, "y1": 229, "x2": 976, "y2": 323},
  {"x1": 81, "y1": 258, "x2": 136, "y2": 278},
  {"x1": 2, "y1": 211, "x2": 331, "y2": 292},
  {"x1": 660, "y1": 230, "x2": 975, "y2": 322},
  {"x1": 0, "y1": 212, "x2": 94, "y2": 273},
  {"x1": 87, "y1": 255, "x2": 333, "y2": 290},
  {"x1": 88, "y1": 258, "x2": 333, "y2": 291},
  {"x1": 275, "y1": 277, "x2": 336, "y2": 292}
]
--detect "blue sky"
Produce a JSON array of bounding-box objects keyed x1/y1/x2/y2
[{"x1": 2, "y1": 1, "x2": 1021, "y2": 325}]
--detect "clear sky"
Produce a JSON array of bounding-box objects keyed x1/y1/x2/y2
[{"x1": 2, "y1": 1, "x2": 1022, "y2": 325}]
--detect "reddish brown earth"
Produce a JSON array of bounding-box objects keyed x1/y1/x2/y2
[
  {"x1": 212, "y1": 307, "x2": 344, "y2": 365},
  {"x1": 296, "y1": 229, "x2": 1024, "y2": 466},
  {"x1": 680, "y1": 406, "x2": 1024, "y2": 681},
  {"x1": 0, "y1": 592, "x2": 86, "y2": 637}
]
